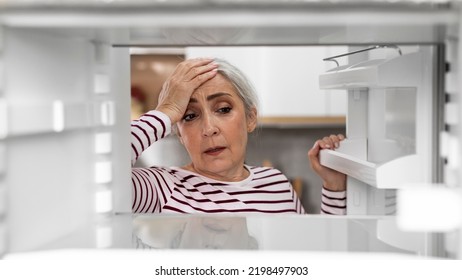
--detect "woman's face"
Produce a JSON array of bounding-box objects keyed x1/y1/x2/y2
[{"x1": 177, "y1": 74, "x2": 257, "y2": 181}]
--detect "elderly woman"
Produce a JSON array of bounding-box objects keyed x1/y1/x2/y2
[{"x1": 131, "y1": 58, "x2": 346, "y2": 215}]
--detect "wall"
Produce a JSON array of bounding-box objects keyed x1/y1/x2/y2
[{"x1": 185, "y1": 46, "x2": 348, "y2": 117}]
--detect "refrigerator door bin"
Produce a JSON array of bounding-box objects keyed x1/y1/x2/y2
[
  {"x1": 319, "y1": 51, "x2": 422, "y2": 90},
  {"x1": 320, "y1": 149, "x2": 423, "y2": 189}
]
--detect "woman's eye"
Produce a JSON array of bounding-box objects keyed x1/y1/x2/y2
[
  {"x1": 183, "y1": 113, "x2": 196, "y2": 122},
  {"x1": 217, "y1": 107, "x2": 232, "y2": 114}
]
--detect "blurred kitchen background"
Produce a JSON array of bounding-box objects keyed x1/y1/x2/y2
[{"x1": 130, "y1": 46, "x2": 347, "y2": 213}]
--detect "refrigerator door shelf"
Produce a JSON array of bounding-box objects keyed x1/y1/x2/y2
[
  {"x1": 320, "y1": 149, "x2": 423, "y2": 189},
  {"x1": 319, "y1": 52, "x2": 421, "y2": 90}
]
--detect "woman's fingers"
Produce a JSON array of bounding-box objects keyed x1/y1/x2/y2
[
  {"x1": 332, "y1": 134, "x2": 345, "y2": 148},
  {"x1": 307, "y1": 141, "x2": 319, "y2": 159},
  {"x1": 175, "y1": 57, "x2": 215, "y2": 77},
  {"x1": 156, "y1": 58, "x2": 219, "y2": 124},
  {"x1": 168, "y1": 58, "x2": 218, "y2": 90},
  {"x1": 184, "y1": 60, "x2": 218, "y2": 82},
  {"x1": 319, "y1": 134, "x2": 345, "y2": 150},
  {"x1": 321, "y1": 136, "x2": 331, "y2": 149},
  {"x1": 307, "y1": 135, "x2": 347, "y2": 192},
  {"x1": 189, "y1": 67, "x2": 218, "y2": 88},
  {"x1": 329, "y1": 134, "x2": 340, "y2": 148},
  {"x1": 307, "y1": 141, "x2": 321, "y2": 169}
]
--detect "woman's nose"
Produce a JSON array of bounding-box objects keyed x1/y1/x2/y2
[{"x1": 202, "y1": 114, "x2": 219, "y2": 137}]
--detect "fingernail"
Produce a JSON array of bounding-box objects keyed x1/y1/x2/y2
[
  {"x1": 325, "y1": 144, "x2": 331, "y2": 148},
  {"x1": 335, "y1": 142, "x2": 339, "y2": 148},
  {"x1": 312, "y1": 142, "x2": 318, "y2": 149}
]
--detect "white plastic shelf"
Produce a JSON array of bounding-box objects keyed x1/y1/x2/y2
[
  {"x1": 319, "y1": 52, "x2": 421, "y2": 89},
  {"x1": 319, "y1": 149, "x2": 423, "y2": 189},
  {"x1": 3, "y1": 100, "x2": 114, "y2": 137}
]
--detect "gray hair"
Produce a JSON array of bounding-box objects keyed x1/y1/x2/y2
[{"x1": 214, "y1": 58, "x2": 259, "y2": 118}]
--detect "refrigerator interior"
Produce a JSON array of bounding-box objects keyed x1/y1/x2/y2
[{"x1": 0, "y1": 0, "x2": 461, "y2": 259}]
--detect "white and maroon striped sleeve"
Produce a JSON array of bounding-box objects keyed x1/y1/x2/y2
[
  {"x1": 320, "y1": 187, "x2": 346, "y2": 215},
  {"x1": 132, "y1": 167, "x2": 175, "y2": 213},
  {"x1": 130, "y1": 110, "x2": 171, "y2": 166}
]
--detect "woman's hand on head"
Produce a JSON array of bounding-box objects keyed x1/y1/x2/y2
[
  {"x1": 156, "y1": 58, "x2": 218, "y2": 124},
  {"x1": 308, "y1": 134, "x2": 347, "y2": 192}
]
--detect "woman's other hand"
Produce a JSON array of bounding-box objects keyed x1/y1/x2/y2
[
  {"x1": 156, "y1": 58, "x2": 218, "y2": 124},
  {"x1": 308, "y1": 134, "x2": 346, "y2": 192}
]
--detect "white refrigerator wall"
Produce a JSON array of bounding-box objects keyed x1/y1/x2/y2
[
  {"x1": 0, "y1": 27, "x2": 132, "y2": 253},
  {"x1": 0, "y1": 1, "x2": 460, "y2": 260}
]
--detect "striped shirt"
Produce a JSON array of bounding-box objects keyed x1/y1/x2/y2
[{"x1": 131, "y1": 110, "x2": 346, "y2": 215}]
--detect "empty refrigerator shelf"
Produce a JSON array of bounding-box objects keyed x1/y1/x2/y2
[
  {"x1": 3, "y1": 100, "x2": 114, "y2": 137},
  {"x1": 319, "y1": 149, "x2": 423, "y2": 189}
]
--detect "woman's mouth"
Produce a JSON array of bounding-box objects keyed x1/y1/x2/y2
[{"x1": 204, "y1": 146, "x2": 226, "y2": 156}]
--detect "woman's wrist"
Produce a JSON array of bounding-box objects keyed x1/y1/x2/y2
[
  {"x1": 322, "y1": 178, "x2": 346, "y2": 192},
  {"x1": 156, "y1": 105, "x2": 180, "y2": 125}
]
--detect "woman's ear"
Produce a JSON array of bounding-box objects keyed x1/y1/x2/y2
[{"x1": 246, "y1": 107, "x2": 258, "y2": 133}]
